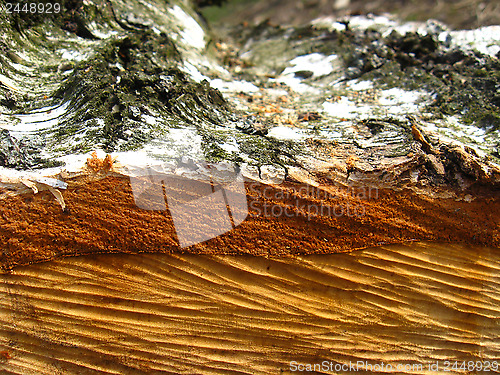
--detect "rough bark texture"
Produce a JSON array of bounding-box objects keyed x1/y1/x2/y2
[{"x1": 0, "y1": 0, "x2": 499, "y2": 270}]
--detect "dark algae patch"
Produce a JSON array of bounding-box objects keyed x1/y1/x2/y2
[
  {"x1": 338, "y1": 27, "x2": 500, "y2": 134},
  {"x1": 51, "y1": 31, "x2": 229, "y2": 152}
]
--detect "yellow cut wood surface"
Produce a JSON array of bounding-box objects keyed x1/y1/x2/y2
[{"x1": 0, "y1": 242, "x2": 499, "y2": 374}]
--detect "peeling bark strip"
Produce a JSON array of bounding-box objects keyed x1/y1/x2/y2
[{"x1": 0, "y1": 174, "x2": 68, "y2": 209}]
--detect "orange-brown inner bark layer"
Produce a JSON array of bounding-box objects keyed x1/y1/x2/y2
[{"x1": 0, "y1": 176, "x2": 498, "y2": 271}]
